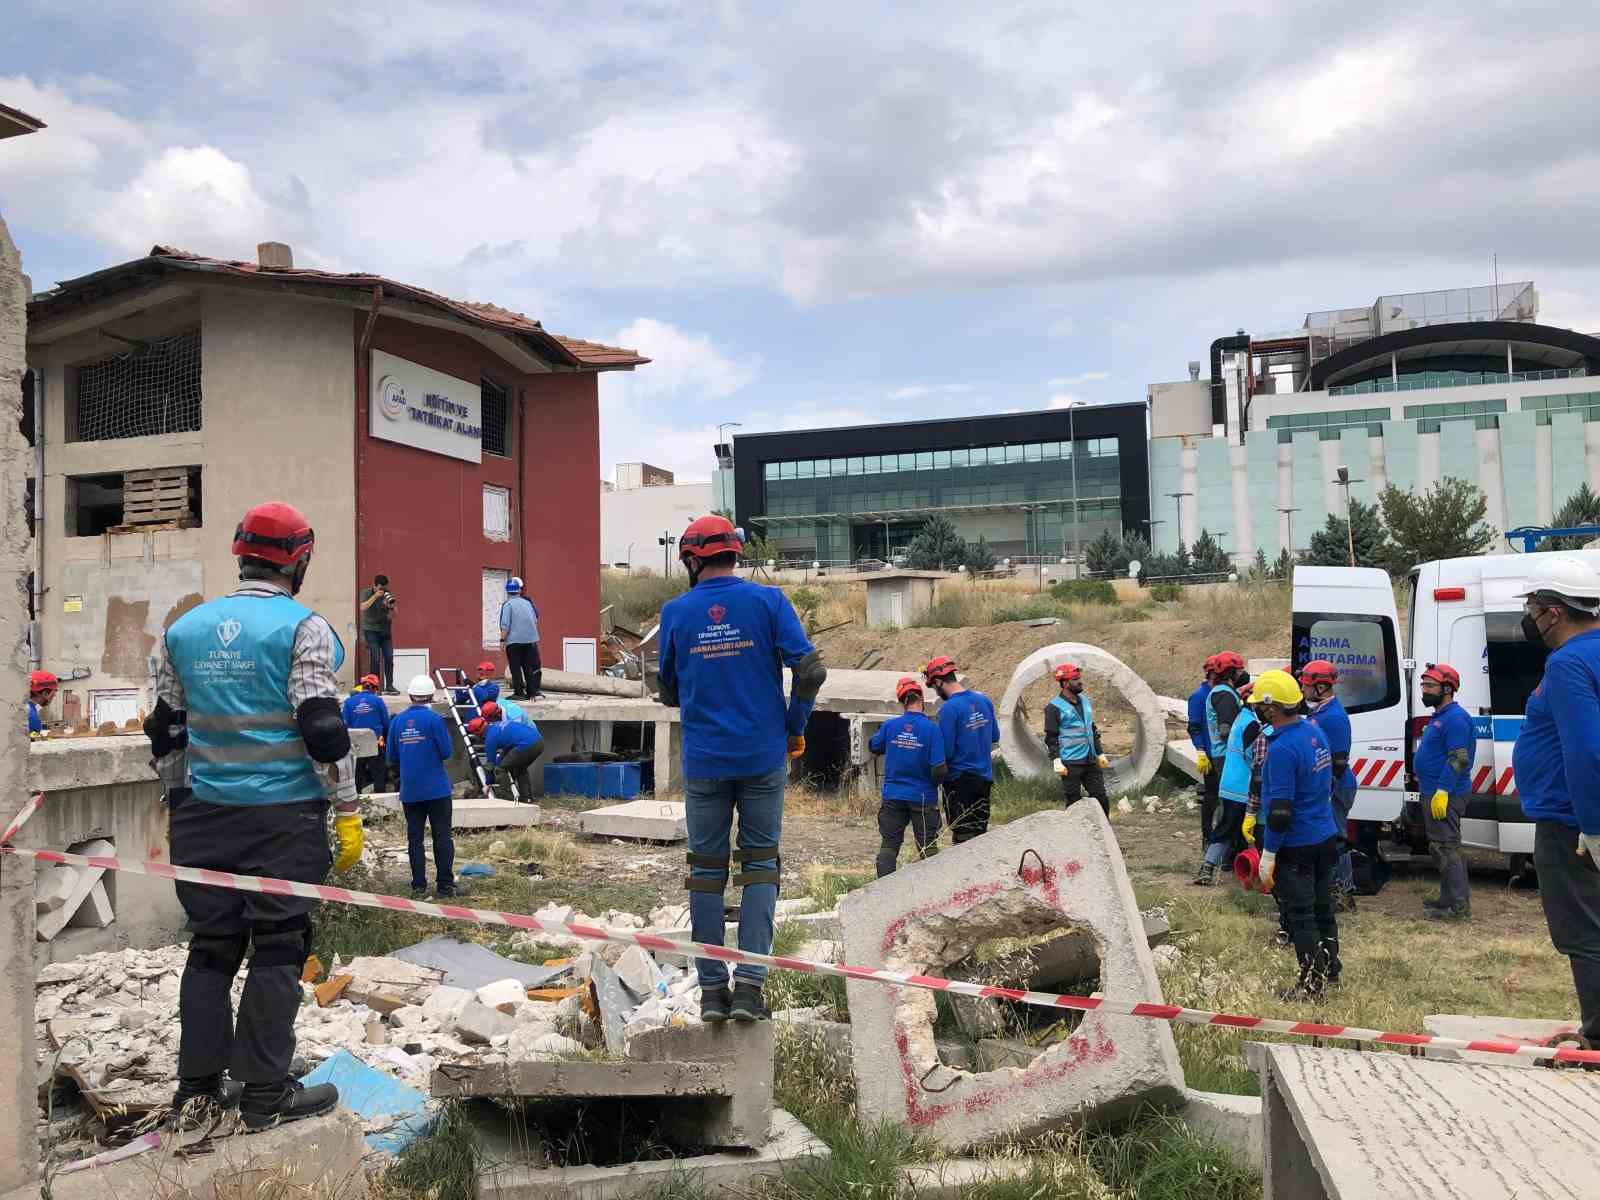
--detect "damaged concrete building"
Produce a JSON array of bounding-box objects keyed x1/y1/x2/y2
[{"x1": 22, "y1": 244, "x2": 649, "y2": 719}]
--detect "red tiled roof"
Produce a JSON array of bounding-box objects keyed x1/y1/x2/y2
[{"x1": 34, "y1": 244, "x2": 648, "y2": 371}]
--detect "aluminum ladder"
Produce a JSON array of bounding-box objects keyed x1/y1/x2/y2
[{"x1": 433, "y1": 666, "x2": 528, "y2": 804}]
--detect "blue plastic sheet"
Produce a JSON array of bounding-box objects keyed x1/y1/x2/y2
[{"x1": 299, "y1": 1050, "x2": 434, "y2": 1154}]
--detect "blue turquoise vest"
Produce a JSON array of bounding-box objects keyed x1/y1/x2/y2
[
  {"x1": 166, "y1": 594, "x2": 345, "y2": 806},
  {"x1": 1218, "y1": 708, "x2": 1260, "y2": 804},
  {"x1": 1049, "y1": 694, "x2": 1096, "y2": 762},
  {"x1": 1205, "y1": 683, "x2": 1240, "y2": 757}
]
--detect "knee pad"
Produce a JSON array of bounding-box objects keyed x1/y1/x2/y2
[
  {"x1": 685, "y1": 852, "x2": 729, "y2": 895},
  {"x1": 189, "y1": 932, "x2": 248, "y2": 977},
  {"x1": 733, "y1": 847, "x2": 781, "y2": 890},
  {"x1": 249, "y1": 915, "x2": 312, "y2": 969}
]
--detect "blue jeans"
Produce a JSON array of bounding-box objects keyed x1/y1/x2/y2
[
  {"x1": 684, "y1": 766, "x2": 785, "y2": 990},
  {"x1": 364, "y1": 629, "x2": 394, "y2": 690}
]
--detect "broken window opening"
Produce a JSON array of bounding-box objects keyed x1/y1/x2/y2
[
  {"x1": 72, "y1": 328, "x2": 202, "y2": 442},
  {"x1": 67, "y1": 466, "x2": 202, "y2": 536}
]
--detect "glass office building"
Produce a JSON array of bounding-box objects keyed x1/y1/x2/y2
[{"x1": 731, "y1": 406, "x2": 1149, "y2": 564}]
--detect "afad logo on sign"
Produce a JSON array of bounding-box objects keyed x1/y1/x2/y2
[
  {"x1": 377, "y1": 375, "x2": 409, "y2": 422},
  {"x1": 216, "y1": 618, "x2": 242, "y2": 648},
  {"x1": 708, "y1": 604, "x2": 727, "y2": 624}
]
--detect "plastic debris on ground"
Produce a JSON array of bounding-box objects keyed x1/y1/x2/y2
[
  {"x1": 298, "y1": 1049, "x2": 435, "y2": 1153},
  {"x1": 390, "y1": 936, "x2": 566, "y2": 990}
]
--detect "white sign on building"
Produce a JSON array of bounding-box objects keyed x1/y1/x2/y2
[{"x1": 370, "y1": 350, "x2": 483, "y2": 463}]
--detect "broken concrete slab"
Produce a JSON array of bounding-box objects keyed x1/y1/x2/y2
[
  {"x1": 588, "y1": 956, "x2": 632, "y2": 1054},
  {"x1": 476, "y1": 1108, "x2": 829, "y2": 1200},
  {"x1": 0, "y1": 852, "x2": 36, "y2": 1194},
  {"x1": 35, "y1": 838, "x2": 112, "y2": 941},
  {"x1": 433, "y1": 1057, "x2": 736, "y2": 1100},
  {"x1": 1259, "y1": 1041, "x2": 1600, "y2": 1199},
  {"x1": 342, "y1": 956, "x2": 443, "y2": 1005},
  {"x1": 613, "y1": 945, "x2": 663, "y2": 1001},
  {"x1": 422, "y1": 984, "x2": 475, "y2": 1023},
  {"x1": 900, "y1": 1157, "x2": 1040, "y2": 1198},
  {"x1": 577, "y1": 799, "x2": 687, "y2": 842},
  {"x1": 975, "y1": 1038, "x2": 1040, "y2": 1072},
  {"x1": 392, "y1": 936, "x2": 566, "y2": 992},
  {"x1": 1165, "y1": 738, "x2": 1203, "y2": 783},
  {"x1": 368, "y1": 792, "x2": 542, "y2": 828},
  {"x1": 1180, "y1": 1088, "x2": 1261, "y2": 1167},
  {"x1": 478, "y1": 978, "x2": 533, "y2": 1012},
  {"x1": 66, "y1": 880, "x2": 113, "y2": 929},
  {"x1": 453, "y1": 998, "x2": 519, "y2": 1045},
  {"x1": 837, "y1": 806, "x2": 1184, "y2": 1150},
  {"x1": 628, "y1": 1020, "x2": 774, "y2": 1149},
  {"x1": 1422, "y1": 1012, "x2": 1579, "y2": 1068}
]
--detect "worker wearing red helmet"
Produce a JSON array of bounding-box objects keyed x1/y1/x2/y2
[
  {"x1": 149, "y1": 501, "x2": 357, "y2": 1129},
  {"x1": 1296, "y1": 659, "x2": 1358, "y2": 911},
  {"x1": 868, "y1": 676, "x2": 946, "y2": 876},
  {"x1": 657, "y1": 515, "x2": 826, "y2": 1023},
  {"x1": 1202, "y1": 651, "x2": 1249, "y2": 845},
  {"x1": 925, "y1": 656, "x2": 1000, "y2": 843},
  {"x1": 1044, "y1": 663, "x2": 1111, "y2": 815},
  {"x1": 476, "y1": 700, "x2": 545, "y2": 800},
  {"x1": 1187, "y1": 658, "x2": 1217, "y2": 840},
  {"x1": 27, "y1": 669, "x2": 57, "y2": 739},
  {"x1": 341, "y1": 673, "x2": 392, "y2": 794},
  {"x1": 473, "y1": 661, "x2": 502, "y2": 710},
  {"x1": 1414, "y1": 662, "x2": 1475, "y2": 921}
]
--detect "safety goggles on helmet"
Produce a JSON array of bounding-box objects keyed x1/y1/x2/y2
[
  {"x1": 1053, "y1": 663, "x2": 1082, "y2": 683},
  {"x1": 923, "y1": 656, "x2": 958, "y2": 683},
  {"x1": 895, "y1": 675, "x2": 923, "y2": 702},
  {"x1": 1420, "y1": 663, "x2": 1460, "y2": 691},
  {"x1": 477, "y1": 661, "x2": 496, "y2": 676},
  {"x1": 1297, "y1": 659, "x2": 1338, "y2": 687},
  {"x1": 480, "y1": 701, "x2": 502, "y2": 720}
]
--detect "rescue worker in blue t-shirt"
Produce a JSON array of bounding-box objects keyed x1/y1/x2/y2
[
  {"x1": 150, "y1": 502, "x2": 359, "y2": 1129},
  {"x1": 27, "y1": 669, "x2": 56, "y2": 740},
  {"x1": 1204, "y1": 651, "x2": 1249, "y2": 842},
  {"x1": 387, "y1": 674, "x2": 457, "y2": 898},
  {"x1": 927, "y1": 656, "x2": 1000, "y2": 844},
  {"x1": 1250, "y1": 669, "x2": 1341, "y2": 1000},
  {"x1": 1514, "y1": 557, "x2": 1600, "y2": 1048},
  {"x1": 1188, "y1": 660, "x2": 1216, "y2": 838},
  {"x1": 472, "y1": 702, "x2": 545, "y2": 800},
  {"x1": 1044, "y1": 662, "x2": 1111, "y2": 814},
  {"x1": 1413, "y1": 662, "x2": 1475, "y2": 921},
  {"x1": 657, "y1": 516, "x2": 826, "y2": 1024},
  {"x1": 1195, "y1": 682, "x2": 1260, "y2": 885},
  {"x1": 342, "y1": 673, "x2": 392, "y2": 793},
  {"x1": 869, "y1": 676, "x2": 947, "y2": 876},
  {"x1": 473, "y1": 661, "x2": 501, "y2": 709},
  {"x1": 1300, "y1": 660, "x2": 1358, "y2": 911}
]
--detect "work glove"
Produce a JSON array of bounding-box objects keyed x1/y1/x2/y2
[
  {"x1": 1195, "y1": 751, "x2": 1211, "y2": 775},
  {"x1": 1096, "y1": 754, "x2": 1110, "y2": 770},
  {"x1": 28, "y1": 731, "x2": 44, "y2": 742},
  {"x1": 1430, "y1": 789, "x2": 1450, "y2": 821},
  {"x1": 1241, "y1": 811, "x2": 1257, "y2": 846},
  {"x1": 332, "y1": 813, "x2": 364, "y2": 873},
  {"x1": 1053, "y1": 758, "x2": 1068, "y2": 777},
  {"x1": 787, "y1": 735, "x2": 806, "y2": 760},
  {"x1": 1257, "y1": 850, "x2": 1276, "y2": 894}
]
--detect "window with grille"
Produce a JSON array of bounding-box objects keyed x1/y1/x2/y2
[
  {"x1": 481, "y1": 377, "x2": 509, "y2": 457},
  {"x1": 73, "y1": 330, "x2": 202, "y2": 442}
]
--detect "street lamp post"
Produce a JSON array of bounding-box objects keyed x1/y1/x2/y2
[
  {"x1": 1277, "y1": 506, "x2": 1300, "y2": 561},
  {"x1": 657, "y1": 531, "x2": 677, "y2": 577},
  {"x1": 1164, "y1": 491, "x2": 1192, "y2": 550},
  {"x1": 1067, "y1": 400, "x2": 1085, "y2": 579},
  {"x1": 1334, "y1": 467, "x2": 1364, "y2": 567}
]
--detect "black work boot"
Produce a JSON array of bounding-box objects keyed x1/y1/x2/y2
[
  {"x1": 700, "y1": 985, "x2": 733, "y2": 1023},
  {"x1": 170, "y1": 1075, "x2": 243, "y2": 1132},
  {"x1": 239, "y1": 1079, "x2": 339, "y2": 1132},
  {"x1": 1191, "y1": 860, "x2": 1217, "y2": 886},
  {"x1": 730, "y1": 982, "x2": 770, "y2": 1022}
]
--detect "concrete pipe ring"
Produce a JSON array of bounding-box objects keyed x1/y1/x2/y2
[{"x1": 998, "y1": 642, "x2": 1167, "y2": 796}]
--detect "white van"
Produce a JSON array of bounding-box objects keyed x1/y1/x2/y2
[{"x1": 1290, "y1": 553, "x2": 1584, "y2": 877}]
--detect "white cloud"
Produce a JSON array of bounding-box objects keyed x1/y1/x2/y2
[
  {"x1": 91, "y1": 145, "x2": 276, "y2": 256},
  {"x1": 1046, "y1": 392, "x2": 1085, "y2": 410},
  {"x1": 1046, "y1": 372, "x2": 1108, "y2": 386},
  {"x1": 888, "y1": 383, "x2": 974, "y2": 399}
]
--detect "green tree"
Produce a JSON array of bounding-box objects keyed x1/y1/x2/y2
[
  {"x1": 1271, "y1": 547, "x2": 1296, "y2": 581},
  {"x1": 1190, "y1": 529, "x2": 1231, "y2": 575},
  {"x1": 1549, "y1": 483, "x2": 1600, "y2": 550},
  {"x1": 1303, "y1": 499, "x2": 1391, "y2": 568},
  {"x1": 903, "y1": 514, "x2": 968, "y2": 570},
  {"x1": 1122, "y1": 532, "x2": 1152, "y2": 572},
  {"x1": 1084, "y1": 529, "x2": 1124, "y2": 575},
  {"x1": 1378, "y1": 477, "x2": 1492, "y2": 573},
  {"x1": 1250, "y1": 547, "x2": 1270, "y2": 581},
  {"x1": 963, "y1": 534, "x2": 997, "y2": 574},
  {"x1": 1174, "y1": 540, "x2": 1193, "y2": 576}
]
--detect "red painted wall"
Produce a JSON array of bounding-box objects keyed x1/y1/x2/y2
[{"x1": 353, "y1": 313, "x2": 600, "y2": 681}]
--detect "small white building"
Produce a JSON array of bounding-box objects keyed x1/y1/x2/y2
[
  {"x1": 865, "y1": 570, "x2": 948, "y2": 629},
  {"x1": 600, "y1": 477, "x2": 712, "y2": 574}
]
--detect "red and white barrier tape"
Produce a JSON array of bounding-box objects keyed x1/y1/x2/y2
[
  {"x1": 5, "y1": 840, "x2": 1598, "y2": 1068},
  {"x1": 1, "y1": 791, "x2": 42, "y2": 844}
]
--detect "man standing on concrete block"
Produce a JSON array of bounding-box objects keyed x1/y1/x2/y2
[
  {"x1": 500, "y1": 577, "x2": 542, "y2": 700},
  {"x1": 1043, "y1": 662, "x2": 1110, "y2": 815},
  {"x1": 869, "y1": 676, "x2": 946, "y2": 876},
  {"x1": 1414, "y1": 662, "x2": 1474, "y2": 921},
  {"x1": 1188, "y1": 657, "x2": 1216, "y2": 838},
  {"x1": 1514, "y1": 557, "x2": 1600, "y2": 1047},
  {"x1": 926, "y1": 656, "x2": 999, "y2": 844},
  {"x1": 658, "y1": 515, "x2": 826, "y2": 1023},
  {"x1": 153, "y1": 501, "x2": 357, "y2": 1128},
  {"x1": 1250, "y1": 669, "x2": 1340, "y2": 1000}
]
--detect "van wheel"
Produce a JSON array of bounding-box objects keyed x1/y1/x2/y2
[{"x1": 1508, "y1": 853, "x2": 1536, "y2": 887}]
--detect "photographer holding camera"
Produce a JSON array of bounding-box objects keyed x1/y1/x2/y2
[{"x1": 359, "y1": 573, "x2": 398, "y2": 694}]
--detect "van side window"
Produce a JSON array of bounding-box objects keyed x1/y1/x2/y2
[
  {"x1": 1485, "y1": 611, "x2": 1548, "y2": 715},
  {"x1": 1292, "y1": 614, "x2": 1401, "y2": 714}
]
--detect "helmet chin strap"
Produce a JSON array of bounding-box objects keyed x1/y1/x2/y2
[
  {"x1": 290, "y1": 557, "x2": 310, "y2": 595},
  {"x1": 684, "y1": 556, "x2": 704, "y2": 586}
]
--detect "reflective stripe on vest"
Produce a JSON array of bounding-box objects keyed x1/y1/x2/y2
[
  {"x1": 166, "y1": 594, "x2": 345, "y2": 807},
  {"x1": 1218, "y1": 709, "x2": 1260, "y2": 804},
  {"x1": 1049, "y1": 694, "x2": 1096, "y2": 762},
  {"x1": 1206, "y1": 683, "x2": 1239, "y2": 757}
]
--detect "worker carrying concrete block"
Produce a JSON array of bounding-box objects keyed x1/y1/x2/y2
[
  {"x1": 868, "y1": 676, "x2": 947, "y2": 876},
  {"x1": 149, "y1": 500, "x2": 359, "y2": 1130},
  {"x1": 1044, "y1": 662, "x2": 1110, "y2": 815},
  {"x1": 657, "y1": 514, "x2": 826, "y2": 1024}
]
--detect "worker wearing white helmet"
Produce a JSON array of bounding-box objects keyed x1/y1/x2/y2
[
  {"x1": 1513, "y1": 554, "x2": 1600, "y2": 1047},
  {"x1": 386, "y1": 674, "x2": 459, "y2": 899}
]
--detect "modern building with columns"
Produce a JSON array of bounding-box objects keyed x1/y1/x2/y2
[{"x1": 1146, "y1": 282, "x2": 1600, "y2": 562}]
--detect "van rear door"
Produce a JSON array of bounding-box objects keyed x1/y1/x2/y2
[
  {"x1": 1291, "y1": 566, "x2": 1406, "y2": 821},
  {"x1": 1475, "y1": 559, "x2": 1551, "y2": 856}
]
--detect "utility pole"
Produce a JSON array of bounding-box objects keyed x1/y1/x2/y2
[
  {"x1": 1164, "y1": 491, "x2": 1192, "y2": 551},
  {"x1": 1067, "y1": 401, "x2": 1084, "y2": 578},
  {"x1": 1334, "y1": 467, "x2": 1363, "y2": 567},
  {"x1": 1277, "y1": 506, "x2": 1300, "y2": 559},
  {"x1": 657, "y1": 531, "x2": 676, "y2": 577}
]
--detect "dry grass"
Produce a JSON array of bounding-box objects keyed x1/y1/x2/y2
[{"x1": 457, "y1": 829, "x2": 584, "y2": 874}]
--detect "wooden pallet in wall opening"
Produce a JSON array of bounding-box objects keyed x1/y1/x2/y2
[{"x1": 122, "y1": 466, "x2": 195, "y2": 525}]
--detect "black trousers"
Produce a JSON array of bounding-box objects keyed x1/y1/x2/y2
[
  {"x1": 1275, "y1": 836, "x2": 1342, "y2": 985},
  {"x1": 169, "y1": 794, "x2": 330, "y2": 1085},
  {"x1": 496, "y1": 743, "x2": 543, "y2": 800},
  {"x1": 1535, "y1": 821, "x2": 1600, "y2": 1044},
  {"x1": 1201, "y1": 763, "x2": 1220, "y2": 843},
  {"x1": 942, "y1": 774, "x2": 992, "y2": 844},
  {"x1": 404, "y1": 796, "x2": 455, "y2": 891},
  {"x1": 355, "y1": 753, "x2": 388, "y2": 793},
  {"x1": 507, "y1": 642, "x2": 543, "y2": 697},
  {"x1": 1059, "y1": 760, "x2": 1108, "y2": 814},
  {"x1": 877, "y1": 801, "x2": 941, "y2": 876}
]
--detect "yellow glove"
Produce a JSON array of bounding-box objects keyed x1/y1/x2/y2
[
  {"x1": 333, "y1": 813, "x2": 364, "y2": 873},
  {"x1": 1257, "y1": 850, "x2": 1276, "y2": 894},
  {"x1": 1096, "y1": 754, "x2": 1110, "y2": 769},
  {"x1": 1241, "y1": 812, "x2": 1257, "y2": 845},
  {"x1": 1430, "y1": 789, "x2": 1449, "y2": 821},
  {"x1": 1195, "y1": 751, "x2": 1211, "y2": 775},
  {"x1": 787, "y1": 735, "x2": 806, "y2": 760}
]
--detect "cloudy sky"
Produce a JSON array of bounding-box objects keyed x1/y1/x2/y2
[{"x1": 6, "y1": 1, "x2": 1600, "y2": 480}]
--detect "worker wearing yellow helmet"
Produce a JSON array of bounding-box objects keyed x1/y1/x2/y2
[{"x1": 1249, "y1": 669, "x2": 1342, "y2": 1001}]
